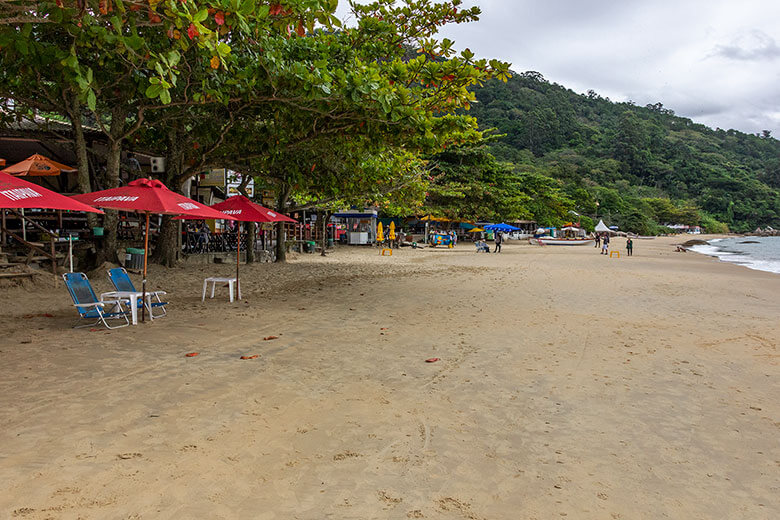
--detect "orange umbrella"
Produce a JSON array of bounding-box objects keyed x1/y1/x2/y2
[{"x1": 1, "y1": 154, "x2": 76, "y2": 176}]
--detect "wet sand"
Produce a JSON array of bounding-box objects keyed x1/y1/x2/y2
[{"x1": 0, "y1": 236, "x2": 778, "y2": 519}]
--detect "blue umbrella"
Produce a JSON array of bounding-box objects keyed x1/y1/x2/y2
[{"x1": 484, "y1": 223, "x2": 520, "y2": 232}]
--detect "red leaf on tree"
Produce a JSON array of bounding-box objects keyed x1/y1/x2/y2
[
  {"x1": 215, "y1": 11, "x2": 225, "y2": 25},
  {"x1": 270, "y1": 3, "x2": 282, "y2": 16},
  {"x1": 187, "y1": 23, "x2": 199, "y2": 39},
  {"x1": 296, "y1": 21, "x2": 305, "y2": 37}
]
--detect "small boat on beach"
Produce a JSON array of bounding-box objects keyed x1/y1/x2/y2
[{"x1": 532, "y1": 237, "x2": 595, "y2": 246}]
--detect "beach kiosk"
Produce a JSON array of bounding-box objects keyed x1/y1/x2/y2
[{"x1": 334, "y1": 209, "x2": 378, "y2": 245}]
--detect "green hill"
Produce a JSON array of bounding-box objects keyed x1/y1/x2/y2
[{"x1": 465, "y1": 71, "x2": 780, "y2": 233}]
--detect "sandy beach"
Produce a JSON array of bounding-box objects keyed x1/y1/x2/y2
[{"x1": 0, "y1": 236, "x2": 777, "y2": 519}]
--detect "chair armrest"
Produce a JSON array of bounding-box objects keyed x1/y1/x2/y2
[
  {"x1": 75, "y1": 299, "x2": 125, "y2": 309},
  {"x1": 74, "y1": 301, "x2": 108, "y2": 309},
  {"x1": 100, "y1": 291, "x2": 120, "y2": 300}
]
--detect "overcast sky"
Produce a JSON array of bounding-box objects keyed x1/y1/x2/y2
[{"x1": 339, "y1": 1, "x2": 780, "y2": 136}]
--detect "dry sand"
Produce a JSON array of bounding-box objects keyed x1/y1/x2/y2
[{"x1": 0, "y1": 236, "x2": 778, "y2": 519}]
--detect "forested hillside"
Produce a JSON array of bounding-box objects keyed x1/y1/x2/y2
[{"x1": 453, "y1": 71, "x2": 780, "y2": 233}]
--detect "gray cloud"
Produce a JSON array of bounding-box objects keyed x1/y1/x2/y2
[
  {"x1": 712, "y1": 30, "x2": 780, "y2": 61},
  {"x1": 338, "y1": 1, "x2": 780, "y2": 135}
]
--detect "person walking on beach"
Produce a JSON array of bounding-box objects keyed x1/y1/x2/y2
[
  {"x1": 626, "y1": 237, "x2": 633, "y2": 256},
  {"x1": 595, "y1": 234, "x2": 601, "y2": 248},
  {"x1": 601, "y1": 234, "x2": 610, "y2": 255},
  {"x1": 494, "y1": 231, "x2": 503, "y2": 253}
]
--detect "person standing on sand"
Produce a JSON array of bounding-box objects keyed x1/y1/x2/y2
[
  {"x1": 626, "y1": 237, "x2": 633, "y2": 256},
  {"x1": 595, "y1": 234, "x2": 601, "y2": 248},
  {"x1": 494, "y1": 231, "x2": 503, "y2": 253},
  {"x1": 601, "y1": 234, "x2": 610, "y2": 255}
]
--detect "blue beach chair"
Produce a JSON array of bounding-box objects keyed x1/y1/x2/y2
[
  {"x1": 107, "y1": 267, "x2": 168, "y2": 318},
  {"x1": 63, "y1": 272, "x2": 129, "y2": 329}
]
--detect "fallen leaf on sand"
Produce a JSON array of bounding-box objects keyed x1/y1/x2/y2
[
  {"x1": 263, "y1": 336, "x2": 279, "y2": 341},
  {"x1": 425, "y1": 358, "x2": 440, "y2": 363},
  {"x1": 240, "y1": 355, "x2": 259, "y2": 360},
  {"x1": 185, "y1": 352, "x2": 199, "y2": 357}
]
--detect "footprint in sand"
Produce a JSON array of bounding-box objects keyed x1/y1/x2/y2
[
  {"x1": 116, "y1": 453, "x2": 142, "y2": 460},
  {"x1": 378, "y1": 490, "x2": 403, "y2": 504},
  {"x1": 333, "y1": 451, "x2": 361, "y2": 461}
]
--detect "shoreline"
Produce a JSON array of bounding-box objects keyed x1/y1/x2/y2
[
  {"x1": 686, "y1": 234, "x2": 780, "y2": 275},
  {"x1": 1, "y1": 236, "x2": 778, "y2": 519}
]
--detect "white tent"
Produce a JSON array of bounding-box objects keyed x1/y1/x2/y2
[{"x1": 594, "y1": 219, "x2": 612, "y2": 233}]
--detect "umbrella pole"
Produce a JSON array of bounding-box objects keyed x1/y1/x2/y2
[
  {"x1": 236, "y1": 221, "x2": 240, "y2": 302},
  {"x1": 142, "y1": 211, "x2": 150, "y2": 322}
]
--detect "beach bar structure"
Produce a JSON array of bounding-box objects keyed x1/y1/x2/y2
[
  {"x1": 509, "y1": 220, "x2": 537, "y2": 237},
  {"x1": 334, "y1": 209, "x2": 378, "y2": 245}
]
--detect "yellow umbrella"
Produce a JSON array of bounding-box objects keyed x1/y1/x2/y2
[
  {"x1": 388, "y1": 221, "x2": 396, "y2": 240},
  {"x1": 376, "y1": 221, "x2": 384, "y2": 242},
  {"x1": 468, "y1": 228, "x2": 484, "y2": 232}
]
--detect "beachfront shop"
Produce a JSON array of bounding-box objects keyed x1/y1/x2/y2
[{"x1": 334, "y1": 209, "x2": 378, "y2": 245}]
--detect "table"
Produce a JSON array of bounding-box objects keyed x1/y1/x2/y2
[
  {"x1": 202, "y1": 277, "x2": 241, "y2": 303},
  {"x1": 101, "y1": 291, "x2": 155, "y2": 325}
]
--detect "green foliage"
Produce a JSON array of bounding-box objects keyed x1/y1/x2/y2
[
  {"x1": 578, "y1": 215, "x2": 594, "y2": 233},
  {"x1": 468, "y1": 72, "x2": 780, "y2": 232},
  {"x1": 699, "y1": 214, "x2": 730, "y2": 234},
  {"x1": 424, "y1": 143, "x2": 573, "y2": 225}
]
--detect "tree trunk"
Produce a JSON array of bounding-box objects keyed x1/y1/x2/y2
[
  {"x1": 154, "y1": 215, "x2": 180, "y2": 267},
  {"x1": 275, "y1": 184, "x2": 290, "y2": 263},
  {"x1": 151, "y1": 126, "x2": 184, "y2": 267},
  {"x1": 98, "y1": 140, "x2": 122, "y2": 264},
  {"x1": 320, "y1": 210, "x2": 332, "y2": 256},
  {"x1": 94, "y1": 105, "x2": 126, "y2": 264},
  {"x1": 67, "y1": 93, "x2": 97, "y2": 229}
]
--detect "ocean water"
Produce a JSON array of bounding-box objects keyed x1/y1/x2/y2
[{"x1": 690, "y1": 236, "x2": 780, "y2": 274}]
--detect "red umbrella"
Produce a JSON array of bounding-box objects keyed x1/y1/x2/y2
[
  {"x1": 74, "y1": 178, "x2": 236, "y2": 321},
  {"x1": 208, "y1": 195, "x2": 297, "y2": 224},
  {"x1": 0, "y1": 171, "x2": 103, "y2": 213},
  {"x1": 206, "y1": 196, "x2": 296, "y2": 294},
  {"x1": 1, "y1": 154, "x2": 77, "y2": 177}
]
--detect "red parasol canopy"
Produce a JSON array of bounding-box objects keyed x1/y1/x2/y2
[
  {"x1": 174, "y1": 195, "x2": 296, "y2": 302},
  {"x1": 0, "y1": 171, "x2": 103, "y2": 213},
  {"x1": 72, "y1": 178, "x2": 236, "y2": 220},
  {"x1": 177, "y1": 195, "x2": 296, "y2": 223},
  {"x1": 73, "y1": 178, "x2": 235, "y2": 321},
  {"x1": 1, "y1": 154, "x2": 77, "y2": 177}
]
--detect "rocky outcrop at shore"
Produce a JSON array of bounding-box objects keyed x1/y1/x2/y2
[{"x1": 753, "y1": 227, "x2": 780, "y2": 236}]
